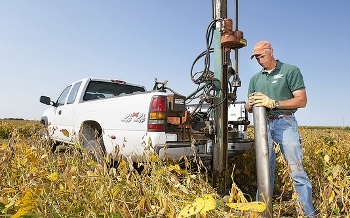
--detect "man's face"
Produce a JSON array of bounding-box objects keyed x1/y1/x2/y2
[{"x1": 255, "y1": 49, "x2": 274, "y2": 70}]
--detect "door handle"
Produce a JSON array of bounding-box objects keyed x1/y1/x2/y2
[{"x1": 58, "y1": 110, "x2": 62, "y2": 115}]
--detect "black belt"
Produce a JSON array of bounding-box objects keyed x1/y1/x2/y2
[{"x1": 267, "y1": 112, "x2": 294, "y2": 120}]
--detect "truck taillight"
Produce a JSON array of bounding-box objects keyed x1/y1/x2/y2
[
  {"x1": 148, "y1": 96, "x2": 167, "y2": 131},
  {"x1": 149, "y1": 112, "x2": 166, "y2": 119}
]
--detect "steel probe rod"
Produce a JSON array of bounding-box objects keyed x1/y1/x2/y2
[{"x1": 253, "y1": 105, "x2": 273, "y2": 217}]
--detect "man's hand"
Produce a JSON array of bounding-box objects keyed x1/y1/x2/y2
[{"x1": 252, "y1": 92, "x2": 276, "y2": 109}]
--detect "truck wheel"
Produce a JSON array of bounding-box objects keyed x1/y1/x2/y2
[
  {"x1": 81, "y1": 125, "x2": 105, "y2": 163},
  {"x1": 38, "y1": 128, "x2": 57, "y2": 152}
]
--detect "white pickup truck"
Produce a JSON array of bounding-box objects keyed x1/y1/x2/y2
[{"x1": 39, "y1": 77, "x2": 253, "y2": 162}]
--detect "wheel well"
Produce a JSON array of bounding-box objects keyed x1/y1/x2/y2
[
  {"x1": 81, "y1": 120, "x2": 102, "y2": 137},
  {"x1": 41, "y1": 116, "x2": 48, "y2": 126},
  {"x1": 80, "y1": 120, "x2": 106, "y2": 156}
]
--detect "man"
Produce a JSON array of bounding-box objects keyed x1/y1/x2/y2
[{"x1": 246, "y1": 41, "x2": 315, "y2": 217}]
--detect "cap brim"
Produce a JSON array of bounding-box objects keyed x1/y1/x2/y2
[
  {"x1": 250, "y1": 50, "x2": 266, "y2": 59},
  {"x1": 250, "y1": 53, "x2": 260, "y2": 59}
]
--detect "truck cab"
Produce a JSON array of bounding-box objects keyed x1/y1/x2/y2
[{"x1": 39, "y1": 78, "x2": 253, "y2": 163}]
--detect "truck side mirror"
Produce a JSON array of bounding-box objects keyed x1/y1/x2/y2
[{"x1": 40, "y1": 96, "x2": 52, "y2": 105}]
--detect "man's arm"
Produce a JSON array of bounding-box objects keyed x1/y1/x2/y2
[
  {"x1": 278, "y1": 89, "x2": 307, "y2": 109},
  {"x1": 245, "y1": 89, "x2": 307, "y2": 113}
]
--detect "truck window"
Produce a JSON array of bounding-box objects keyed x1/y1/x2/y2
[
  {"x1": 67, "y1": 81, "x2": 82, "y2": 104},
  {"x1": 83, "y1": 81, "x2": 145, "y2": 101},
  {"x1": 57, "y1": 85, "x2": 72, "y2": 106}
]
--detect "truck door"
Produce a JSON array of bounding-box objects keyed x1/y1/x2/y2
[{"x1": 59, "y1": 81, "x2": 82, "y2": 143}]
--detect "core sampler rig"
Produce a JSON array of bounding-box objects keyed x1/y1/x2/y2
[{"x1": 191, "y1": 0, "x2": 248, "y2": 191}]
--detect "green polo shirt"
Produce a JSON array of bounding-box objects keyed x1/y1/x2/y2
[{"x1": 247, "y1": 60, "x2": 305, "y2": 115}]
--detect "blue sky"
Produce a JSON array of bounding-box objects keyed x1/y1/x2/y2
[{"x1": 1, "y1": 1, "x2": 349, "y2": 126}]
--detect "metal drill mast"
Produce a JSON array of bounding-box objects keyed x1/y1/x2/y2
[
  {"x1": 212, "y1": 0, "x2": 228, "y2": 192},
  {"x1": 212, "y1": 0, "x2": 247, "y2": 194}
]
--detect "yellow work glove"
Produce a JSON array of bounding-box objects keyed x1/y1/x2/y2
[
  {"x1": 248, "y1": 93, "x2": 255, "y2": 107},
  {"x1": 253, "y1": 92, "x2": 276, "y2": 109}
]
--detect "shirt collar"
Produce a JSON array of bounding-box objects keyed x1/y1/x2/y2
[{"x1": 260, "y1": 60, "x2": 282, "y2": 74}]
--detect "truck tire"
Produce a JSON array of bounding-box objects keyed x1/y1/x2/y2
[
  {"x1": 80, "y1": 124, "x2": 105, "y2": 163},
  {"x1": 38, "y1": 128, "x2": 57, "y2": 152}
]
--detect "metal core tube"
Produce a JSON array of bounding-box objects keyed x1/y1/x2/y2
[{"x1": 253, "y1": 105, "x2": 273, "y2": 217}]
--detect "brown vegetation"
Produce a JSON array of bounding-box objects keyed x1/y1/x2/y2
[{"x1": 0, "y1": 120, "x2": 349, "y2": 217}]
